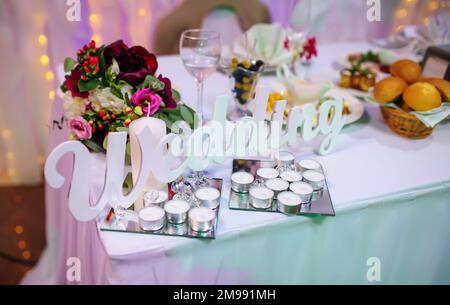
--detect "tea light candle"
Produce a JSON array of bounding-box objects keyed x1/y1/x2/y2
[
  {"x1": 277, "y1": 191, "x2": 302, "y2": 215},
  {"x1": 297, "y1": 159, "x2": 322, "y2": 173},
  {"x1": 138, "y1": 206, "x2": 165, "y2": 231},
  {"x1": 289, "y1": 182, "x2": 314, "y2": 203},
  {"x1": 195, "y1": 187, "x2": 221, "y2": 210},
  {"x1": 276, "y1": 151, "x2": 295, "y2": 167},
  {"x1": 280, "y1": 170, "x2": 303, "y2": 183},
  {"x1": 302, "y1": 170, "x2": 325, "y2": 191},
  {"x1": 143, "y1": 190, "x2": 168, "y2": 207},
  {"x1": 164, "y1": 200, "x2": 190, "y2": 224},
  {"x1": 189, "y1": 207, "x2": 216, "y2": 232},
  {"x1": 256, "y1": 167, "x2": 279, "y2": 181},
  {"x1": 249, "y1": 186, "x2": 275, "y2": 209},
  {"x1": 265, "y1": 178, "x2": 289, "y2": 198},
  {"x1": 231, "y1": 171, "x2": 255, "y2": 193}
]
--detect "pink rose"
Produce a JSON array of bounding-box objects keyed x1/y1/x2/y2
[
  {"x1": 130, "y1": 88, "x2": 162, "y2": 116},
  {"x1": 69, "y1": 116, "x2": 92, "y2": 140}
]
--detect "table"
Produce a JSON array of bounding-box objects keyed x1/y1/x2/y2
[{"x1": 23, "y1": 42, "x2": 450, "y2": 285}]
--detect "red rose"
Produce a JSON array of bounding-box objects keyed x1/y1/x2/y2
[
  {"x1": 157, "y1": 75, "x2": 177, "y2": 109},
  {"x1": 103, "y1": 40, "x2": 158, "y2": 86},
  {"x1": 65, "y1": 65, "x2": 89, "y2": 98}
]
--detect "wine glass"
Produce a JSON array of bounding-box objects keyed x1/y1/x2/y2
[
  {"x1": 180, "y1": 29, "x2": 221, "y2": 125},
  {"x1": 180, "y1": 29, "x2": 221, "y2": 187},
  {"x1": 289, "y1": 0, "x2": 313, "y2": 79}
]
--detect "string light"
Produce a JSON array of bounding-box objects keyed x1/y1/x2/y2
[
  {"x1": 45, "y1": 71, "x2": 54, "y2": 81},
  {"x1": 6, "y1": 152, "x2": 14, "y2": 161},
  {"x1": 40, "y1": 55, "x2": 49, "y2": 65},
  {"x1": 1, "y1": 129, "x2": 11, "y2": 140},
  {"x1": 18, "y1": 240, "x2": 27, "y2": 249},
  {"x1": 138, "y1": 8, "x2": 147, "y2": 16},
  {"x1": 22, "y1": 251, "x2": 31, "y2": 260},
  {"x1": 15, "y1": 225, "x2": 24, "y2": 235},
  {"x1": 49, "y1": 90, "x2": 56, "y2": 100},
  {"x1": 38, "y1": 35, "x2": 47, "y2": 46},
  {"x1": 89, "y1": 14, "x2": 99, "y2": 24}
]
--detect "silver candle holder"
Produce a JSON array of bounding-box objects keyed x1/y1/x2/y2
[
  {"x1": 280, "y1": 170, "x2": 303, "y2": 184},
  {"x1": 297, "y1": 159, "x2": 322, "y2": 173},
  {"x1": 256, "y1": 167, "x2": 279, "y2": 181},
  {"x1": 164, "y1": 200, "x2": 190, "y2": 224},
  {"x1": 289, "y1": 181, "x2": 314, "y2": 204},
  {"x1": 231, "y1": 171, "x2": 255, "y2": 193},
  {"x1": 195, "y1": 187, "x2": 221, "y2": 210},
  {"x1": 188, "y1": 207, "x2": 216, "y2": 232},
  {"x1": 249, "y1": 186, "x2": 275, "y2": 209},
  {"x1": 277, "y1": 191, "x2": 302, "y2": 215},
  {"x1": 302, "y1": 170, "x2": 325, "y2": 191},
  {"x1": 138, "y1": 206, "x2": 165, "y2": 231},
  {"x1": 265, "y1": 178, "x2": 289, "y2": 198}
]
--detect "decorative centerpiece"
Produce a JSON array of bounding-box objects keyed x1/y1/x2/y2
[
  {"x1": 370, "y1": 59, "x2": 450, "y2": 138},
  {"x1": 59, "y1": 40, "x2": 196, "y2": 153}
]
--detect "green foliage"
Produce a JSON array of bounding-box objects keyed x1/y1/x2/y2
[{"x1": 64, "y1": 58, "x2": 77, "y2": 72}]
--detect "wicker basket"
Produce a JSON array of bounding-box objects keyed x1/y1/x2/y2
[{"x1": 380, "y1": 106, "x2": 433, "y2": 139}]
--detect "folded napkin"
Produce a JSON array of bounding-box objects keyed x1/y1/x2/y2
[
  {"x1": 233, "y1": 23, "x2": 295, "y2": 66},
  {"x1": 365, "y1": 96, "x2": 450, "y2": 128}
]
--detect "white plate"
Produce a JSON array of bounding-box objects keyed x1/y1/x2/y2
[{"x1": 322, "y1": 87, "x2": 365, "y2": 125}]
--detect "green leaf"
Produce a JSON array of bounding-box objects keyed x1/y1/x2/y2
[
  {"x1": 180, "y1": 104, "x2": 195, "y2": 127},
  {"x1": 81, "y1": 139, "x2": 105, "y2": 153},
  {"x1": 138, "y1": 75, "x2": 165, "y2": 91},
  {"x1": 116, "y1": 127, "x2": 129, "y2": 132},
  {"x1": 64, "y1": 58, "x2": 77, "y2": 72},
  {"x1": 102, "y1": 135, "x2": 109, "y2": 150},
  {"x1": 171, "y1": 88, "x2": 181, "y2": 103},
  {"x1": 78, "y1": 79, "x2": 100, "y2": 92}
]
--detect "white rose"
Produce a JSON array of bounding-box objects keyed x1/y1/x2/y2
[
  {"x1": 89, "y1": 88, "x2": 127, "y2": 114},
  {"x1": 61, "y1": 91, "x2": 88, "y2": 119}
]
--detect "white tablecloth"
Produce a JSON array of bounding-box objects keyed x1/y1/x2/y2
[{"x1": 24, "y1": 42, "x2": 450, "y2": 285}]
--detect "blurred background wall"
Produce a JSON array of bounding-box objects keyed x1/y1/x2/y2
[{"x1": 0, "y1": 0, "x2": 445, "y2": 186}]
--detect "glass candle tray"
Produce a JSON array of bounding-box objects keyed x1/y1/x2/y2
[
  {"x1": 229, "y1": 159, "x2": 335, "y2": 216},
  {"x1": 99, "y1": 178, "x2": 223, "y2": 239}
]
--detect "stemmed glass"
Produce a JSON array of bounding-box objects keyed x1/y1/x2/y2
[
  {"x1": 289, "y1": 0, "x2": 313, "y2": 79},
  {"x1": 179, "y1": 29, "x2": 221, "y2": 187},
  {"x1": 180, "y1": 29, "x2": 221, "y2": 125}
]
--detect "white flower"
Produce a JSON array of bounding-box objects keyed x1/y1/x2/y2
[
  {"x1": 61, "y1": 90, "x2": 88, "y2": 119},
  {"x1": 88, "y1": 88, "x2": 127, "y2": 114},
  {"x1": 110, "y1": 59, "x2": 120, "y2": 75}
]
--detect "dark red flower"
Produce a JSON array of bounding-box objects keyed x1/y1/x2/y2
[
  {"x1": 65, "y1": 65, "x2": 89, "y2": 98},
  {"x1": 103, "y1": 40, "x2": 158, "y2": 86},
  {"x1": 157, "y1": 75, "x2": 177, "y2": 109}
]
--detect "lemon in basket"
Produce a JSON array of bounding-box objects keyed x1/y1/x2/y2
[{"x1": 403, "y1": 82, "x2": 442, "y2": 111}]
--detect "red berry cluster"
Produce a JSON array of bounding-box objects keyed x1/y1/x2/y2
[
  {"x1": 77, "y1": 40, "x2": 101, "y2": 80},
  {"x1": 300, "y1": 37, "x2": 318, "y2": 61}
]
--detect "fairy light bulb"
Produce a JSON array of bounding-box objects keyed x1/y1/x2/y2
[
  {"x1": 45, "y1": 71, "x2": 54, "y2": 81},
  {"x1": 40, "y1": 55, "x2": 49, "y2": 65},
  {"x1": 138, "y1": 8, "x2": 147, "y2": 16},
  {"x1": 89, "y1": 14, "x2": 99, "y2": 24},
  {"x1": 38, "y1": 35, "x2": 47, "y2": 46},
  {"x1": 49, "y1": 90, "x2": 55, "y2": 100}
]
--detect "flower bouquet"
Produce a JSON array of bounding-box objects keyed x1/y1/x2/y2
[{"x1": 60, "y1": 40, "x2": 196, "y2": 153}]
